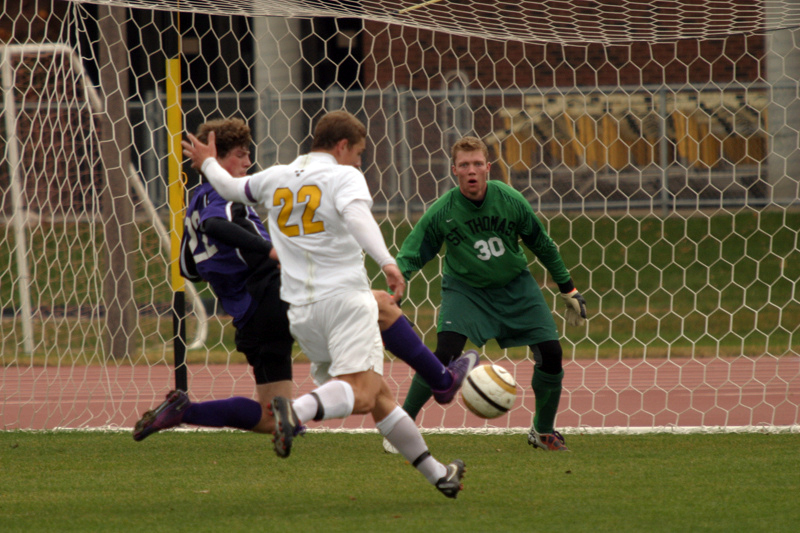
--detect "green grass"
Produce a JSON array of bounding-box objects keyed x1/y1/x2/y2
[
  {"x1": 2, "y1": 209, "x2": 799, "y2": 363},
  {"x1": 0, "y1": 431, "x2": 798, "y2": 532}
]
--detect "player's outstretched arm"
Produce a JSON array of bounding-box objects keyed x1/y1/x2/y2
[{"x1": 202, "y1": 217, "x2": 273, "y2": 255}]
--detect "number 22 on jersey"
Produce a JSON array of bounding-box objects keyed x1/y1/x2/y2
[
  {"x1": 273, "y1": 185, "x2": 326, "y2": 237},
  {"x1": 185, "y1": 210, "x2": 218, "y2": 262}
]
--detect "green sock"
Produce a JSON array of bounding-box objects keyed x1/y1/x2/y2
[
  {"x1": 401, "y1": 373, "x2": 433, "y2": 421},
  {"x1": 532, "y1": 368, "x2": 564, "y2": 434}
]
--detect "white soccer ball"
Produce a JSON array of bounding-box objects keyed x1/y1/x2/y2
[{"x1": 460, "y1": 364, "x2": 518, "y2": 419}]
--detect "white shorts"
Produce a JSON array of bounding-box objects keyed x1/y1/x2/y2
[{"x1": 288, "y1": 290, "x2": 384, "y2": 386}]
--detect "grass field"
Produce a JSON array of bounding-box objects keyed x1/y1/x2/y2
[
  {"x1": 2, "y1": 209, "x2": 798, "y2": 364},
  {"x1": 1, "y1": 431, "x2": 798, "y2": 532}
]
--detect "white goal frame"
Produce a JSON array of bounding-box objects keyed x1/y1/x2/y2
[
  {"x1": 0, "y1": 42, "x2": 207, "y2": 354},
  {"x1": 1, "y1": 1, "x2": 798, "y2": 434}
]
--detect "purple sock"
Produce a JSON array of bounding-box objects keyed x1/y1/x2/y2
[
  {"x1": 182, "y1": 397, "x2": 262, "y2": 430},
  {"x1": 381, "y1": 317, "x2": 452, "y2": 390}
]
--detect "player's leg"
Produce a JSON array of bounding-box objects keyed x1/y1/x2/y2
[
  {"x1": 251, "y1": 380, "x2": 292, "y2": 433},
  {"x1": 266, "y1": 369, "x2": 383, "y2": 455},
  {"x1": 400, "y1": 330, "x2": 467, "y2": 420},
  {"x1": 180, "y1": 286, "x2": 294, "y2": 434},
  {"x1": 271, "y1": 291, "x2": 381, "y2": 457},
  {"x1": 495, "y1": 274, "x2": 570, "y2": 451},
  {"x1": 373, "y1": 378, "x2": 466, "y2": 498},
  {"x1": 397, "y1": 278, "x2": 497, "y2": 423},
  {"x1": 173, "y1": 346, "x2": 291, "y2": 435},
  {"x1": 133, "y1": 339, "x2": 272, "y2": 442},
  {"x1": 373, "y1": 290, "x2": 474, "y2": 399},
  {"x1": 381, "y1": 331, "x2": 470, "y2": 454},
  {"x1": 527, "y1": 339, "x2": 569, "y2": 451},
  {"x1": 134, "y1": 388, "x2": 268, "y2": 440},
  {"x1": 375, "y1": 290, "x2": 448, "y2": 388},
  {"x1": 272, "y1": 375, "x2": 387, "y2": 459},
  {"x1": 245, "y1": 296, "x2": 295, "y2": 433}
]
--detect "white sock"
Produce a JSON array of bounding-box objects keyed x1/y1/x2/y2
[
  {"x1": 292, "y1": 380, "x2": 354, "y2": 422},
  {"x1": 377, "y1": 407, "x2": 447, "y2": 484}
]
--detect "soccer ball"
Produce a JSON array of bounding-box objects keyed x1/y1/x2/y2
[{"x1": 460, "y1": 364, "x2": 518, "y2": 419}]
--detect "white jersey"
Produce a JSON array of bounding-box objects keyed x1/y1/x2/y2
[{"x1": 240, "y1": 152, "x2": 372, "y2": 306}]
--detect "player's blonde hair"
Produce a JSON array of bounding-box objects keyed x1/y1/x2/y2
[
  {"x1": 196, "y1": 117, "x2": 251, "y2": 158},
  {"x1": 451, "y1": 136, "x2": 489, "y2": 163},
  {"x1": 311, "y1": 110, "x2": 366, "y2": 150}
]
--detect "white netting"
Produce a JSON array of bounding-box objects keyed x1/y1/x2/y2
[
  {"x1": 71, "y1": 0, "x2": 800, "y2": 44},
  {"x1": 1, "y1": 0, "x2": 798, "y2": 433}
]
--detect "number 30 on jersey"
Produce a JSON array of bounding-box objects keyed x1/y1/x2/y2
[{"x1": 474, "y1": 237, "x2": 506, "y2": 260}]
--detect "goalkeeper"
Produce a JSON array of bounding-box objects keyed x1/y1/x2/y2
[{"x1": 389, "y1": 136, "x2": 587, "y2": 452}]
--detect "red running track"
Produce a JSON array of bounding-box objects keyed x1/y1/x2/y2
[{"x1": 2, "y1": 357, "x2": 798, "y2": 431}]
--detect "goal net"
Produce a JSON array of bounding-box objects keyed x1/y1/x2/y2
[{"x1": 1, "y1": 0, "x2": 798, "y2": 433}]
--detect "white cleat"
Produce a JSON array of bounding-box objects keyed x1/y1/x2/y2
[{"x1": 382, "y1": 437, "x2": 400, "y2": 454}]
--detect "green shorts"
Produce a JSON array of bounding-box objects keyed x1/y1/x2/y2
[{"x1": 438, "y1": 271, "x2": 559, "y2": 348}]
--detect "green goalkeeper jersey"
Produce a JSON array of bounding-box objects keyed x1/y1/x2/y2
[{"x1": 397, "y1": 180, "x2": 571, "y2": 289}]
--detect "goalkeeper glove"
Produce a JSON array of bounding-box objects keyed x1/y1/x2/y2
[{"x1": 560, "y1": 289, "x2": 587, "y2": 326}]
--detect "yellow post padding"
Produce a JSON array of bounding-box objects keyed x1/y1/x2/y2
[{"x1": 167, "y1": 57, "x2": 184, "y2": 292}]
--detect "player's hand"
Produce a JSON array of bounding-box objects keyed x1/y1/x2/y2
[
  {"x1": 182, "y1": 131, "x2": 217, "y2": 170},
  {"x1": 560, "y1": 289, "x2": 587, "y2": 327},
  {"x1": 382, "y1": 263, "x2": 405, "y2": 301}
]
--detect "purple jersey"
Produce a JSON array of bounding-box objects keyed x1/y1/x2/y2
[{"x1": 182, "y1": 182, "x2": 270, "y2": 327}]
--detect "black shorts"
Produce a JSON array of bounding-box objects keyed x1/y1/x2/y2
[{"x1": 234, "y1": 280, "x2": 293, "y2": 385}]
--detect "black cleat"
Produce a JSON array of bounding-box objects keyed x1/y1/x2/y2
[
  {"x1": 435, "y1": 459, "x2": 466, "y2": 499},
  {"x1": 270, "y1": 396, "x2": 304, "y2": 458},
  {"x1": 133, "y1": 390, "x2": 190, "y2": 442}
]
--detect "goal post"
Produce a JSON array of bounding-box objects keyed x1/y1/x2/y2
[
  {"x1": 0, "y1": 40, "x2": 207, "y2": 357},
  {"x1": 1, "y1": 42, "x2": 104, "y2": 355},
  {"x1": 166, "y1": 51, "x2": 189, "y2": 392},
  {"x1": 1, "y1": 44, "x2": 35, "y2": 354},
  {"x1": 0, "y1": 0, "x2": 798, "y2": 433}
]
